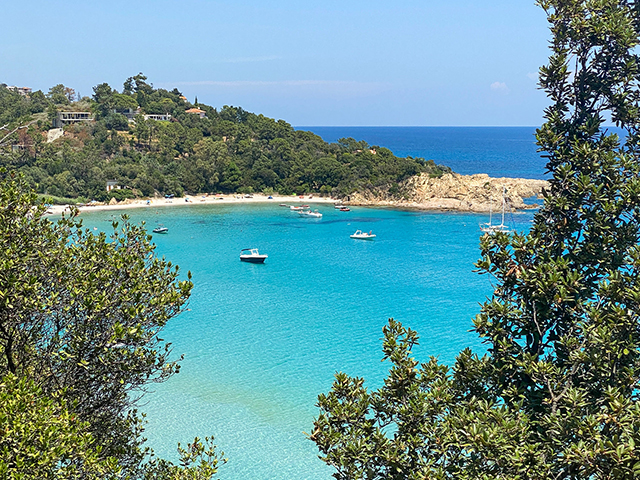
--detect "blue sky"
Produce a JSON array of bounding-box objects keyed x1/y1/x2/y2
[{"x1": 1, "y1": 1, "x2": 550, "y2": 126}]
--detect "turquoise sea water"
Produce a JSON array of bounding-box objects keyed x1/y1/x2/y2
[
  {"x1": 80, "y1": 203, "x2": 534, "y2": 479},
  {"x1": 78, "y1": 127, "x2": 544, "y2": 479}
]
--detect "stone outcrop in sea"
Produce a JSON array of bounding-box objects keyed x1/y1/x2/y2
[{"x1": 345, "y1": 173, "x2": 549, "y2": 212}]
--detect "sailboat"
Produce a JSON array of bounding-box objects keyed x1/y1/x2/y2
[{"x1": 480, "y1": 187, "x2": 512, "y2": 234}]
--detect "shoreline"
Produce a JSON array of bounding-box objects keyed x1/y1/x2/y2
[
  {"x1": 46, "y1": 174, "x2": 549, "y2": 217},
  {"x1": 46, "y1": 193, "x2": 338, "y2": 216}
]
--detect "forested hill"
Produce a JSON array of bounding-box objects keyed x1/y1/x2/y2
[{"x1": 0, "y1": 74, "x2": 450, "y2": 203}]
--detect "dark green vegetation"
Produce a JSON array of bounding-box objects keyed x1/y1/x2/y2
[
  {"x1": 312, "y1": 1, "x2": 640, "y2": 478},
  {"x1": 0, "y1": 74, "x2": 448, "y2": 202},
  {"x1": 0, "y1": 171, "x2": 224, "y2": 479}
]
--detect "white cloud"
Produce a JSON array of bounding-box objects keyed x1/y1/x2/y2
[
  {"x1": 527, "y1": 72, "x2": 538, "y2": 81},
  {"x1": 490, "y1": 81, "x2": 509, "y2": 93}
]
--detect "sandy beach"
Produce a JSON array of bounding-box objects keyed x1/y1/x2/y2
[
  {"x1": 45, "y1": 174, "x2": 548, "y2": 217},
  {"x1": 46, "y1": 193, "x2": 339, "y2": 216}
]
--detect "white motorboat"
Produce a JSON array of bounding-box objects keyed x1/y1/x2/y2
[
  {"x1": 350, "y1": 230, "x2": 376, "y2": 240},
  {"x1": 290, "y1": 205, "x2": 305, "y2": 211},
  {"x1": 298, "y1": 209, "x2": 322, "y2": 218},
  {"x1": 152, "y1": 225, "x2": 168, "y2": 234},
  {"x1": 334, "y1": 204, "x2": 344, "y2": 209},
  {"x1": 240, "y1": 248, "x2": 268, "y2": 263}
]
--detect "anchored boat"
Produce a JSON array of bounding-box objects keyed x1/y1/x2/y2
[
  {"x1": 350, "y1": 230, "x2": 376, "y2": 240},
  {"x1": 480, "y1": 187, "x2": 513, "y2": 234},
  {"x1": 240, "y1": 248, "x2": 268, "y2": 263}
]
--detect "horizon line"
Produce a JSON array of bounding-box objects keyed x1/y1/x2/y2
[
  {"x1": 294, "y1": 124, "x2": 620, "y2": 128},
  {"x1": 294, "y1": 125, "x2": 542, "y2": 128}
]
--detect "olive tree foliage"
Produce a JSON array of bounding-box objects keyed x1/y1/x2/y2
[
  {"x1": 0, "y1": 170, "x2": 225, "y2": 478},
  {"x1": 0, "y1": 374, "x2": 119, "y2": 480},
  {"x1": 0, "y1": 372, "x2": 226, "y2": 480},
  {"x1": 142, "y1": 437, "x2": 227, "y2": 480},
  {"x1": 312, "y1": 2, "x2": 640, "y2": 479}
]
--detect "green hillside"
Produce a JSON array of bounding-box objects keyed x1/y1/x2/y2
[{"x1": 0, "y1": 74, "x2": 449, "y2": 203}]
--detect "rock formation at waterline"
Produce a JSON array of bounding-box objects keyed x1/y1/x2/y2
[{"x1": 345, "y1": 173, "x2": 549, "y2": 212}]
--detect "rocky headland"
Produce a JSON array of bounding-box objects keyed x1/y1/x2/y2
[{"x1": 344, "y1": 173, "x2": 549, "y2": 212}]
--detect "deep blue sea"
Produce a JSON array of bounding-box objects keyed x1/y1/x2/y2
[
  {"x1": 300, "y1": 126, "x2": 547, "y2": 179},
  {"x1": 79, "y1": 127, "x2": 544, "y2": 480}
]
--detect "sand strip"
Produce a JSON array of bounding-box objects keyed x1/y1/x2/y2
[{"x1": 46, "y1": 194, "x2": 338, "y2": 216}]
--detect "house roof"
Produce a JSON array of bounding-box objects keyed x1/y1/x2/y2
[{"x1": 185, "y1": 108, "x2": 205, "y2": 114}]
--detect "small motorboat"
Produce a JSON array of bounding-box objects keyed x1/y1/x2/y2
[
  {"x1": 298, "y1": 209, "x2": 322, "y2": 218},
  {"x1": 334, "y1": 204, "x2": 344, "y2": 209},
  {"x1": 240, "y1": 248, "x2": 268, "y2": 263},
  {"x1": 279, "y1": 204, "x2": 288, "y2": 207},
  {"x1": 153, "y1": 225, "x2": 168, "y2": 234},
  {"x1": 350, "y1": 229, "x2": 376, "y2": 240},
  {"x1": 339, "y1": 207, "x2": 350, "y2": 212},
  {"x1": 290, "y1": 205, "x2": 305, "y2": 211}
]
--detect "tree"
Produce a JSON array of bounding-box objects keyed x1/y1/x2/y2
[
  {"x1": 1, "y1": 75, "x2": 440, "y2": 200},
  {"x1": 0, "y1": 374, "x2": 120, "y2": 479},
  {"x1": 123, "y1": 76, "x2": 135, "y2": 96},
  {"x1": 220, "y1": 160, "x2": 242, "y2": 192},
  {"x1": 47, "y1": 84, "x2": 71, "y2": 105},
  {"x1": 113, "y1": 92, "x2": 138, "y2": 111},
  {"x1": 0, "y1": 170, "x2": 214, "y2": 475},
  {"x1": 193, "y1": 138, "x2": 227, "y2": 191},
  {"x1": 93, "y1": 83, "x2": 115, "y2": 118},
  {"x1": 312, "y1": 2, "x2": 640, "y2": 478},
  {"x1": 104, "y1": 113, "x2": 130, "y2": 131},
  {"x1": 64, "y1": 86, "x2": 76, "y2": 103},
  {"x1": 142, "y1": 437, "x2": 226, "y2": 480},
  {"x1": 133, "y1": 115, "x2": 151, "y2": 147}
]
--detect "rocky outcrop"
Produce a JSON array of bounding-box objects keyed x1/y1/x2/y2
[
  {"x1": 345, "y1": 173, "x2": 548, "y2": 212},
  {"x1": 46, "y1": 128, "x2": 64, "y2": 143}
]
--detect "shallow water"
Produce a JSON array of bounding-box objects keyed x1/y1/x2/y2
[{"x1": 80, "y1": 203, "x2": 534, "y2": 479}]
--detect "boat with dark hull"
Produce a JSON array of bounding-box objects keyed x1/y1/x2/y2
[{"x1": 240, "y1": 248, "x2": 268, "y2": 263}]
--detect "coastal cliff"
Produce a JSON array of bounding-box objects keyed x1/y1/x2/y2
[{"x1": 345, "y1": 173, "x2": 549, "y2": 212}]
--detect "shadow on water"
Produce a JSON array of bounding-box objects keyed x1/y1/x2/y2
[
  {"x1": 320, "y1": 217, "x2": 385, "y2": 225},
  {"x1": 268, "y1": 222, "x2": 307, "y2": 228}
]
